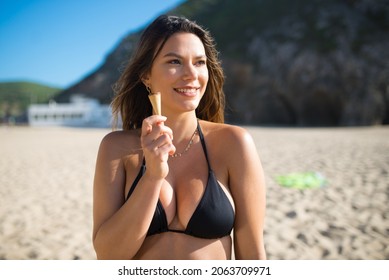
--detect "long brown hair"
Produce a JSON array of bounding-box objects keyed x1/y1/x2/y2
[{"x1": 111, "y1": 15, "x2": 225, "y2": 130}]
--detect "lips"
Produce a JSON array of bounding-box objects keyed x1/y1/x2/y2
[{"x1": 174, "y1": 87, "x2": 199, "y2": 97}]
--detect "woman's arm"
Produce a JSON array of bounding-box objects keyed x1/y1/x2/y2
[
  {"x1": 227, "y1": 126, "x2": 267, "y2": 260},
  {"x1": 92, "y1": 116, "x2": 175, "y2": 259},
  {"x1": 92, "y1": 132, "x2": 162, "y2": 259}
]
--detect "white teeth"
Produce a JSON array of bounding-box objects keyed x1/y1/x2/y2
[{"x1": 176, "y1": 88, "x2": 197, "y2": 93}]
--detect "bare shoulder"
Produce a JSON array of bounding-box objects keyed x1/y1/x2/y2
[
  {"x1": 199, "y1": 121, "x2": 254, "y2": 149},
  {"x1": 98, "y1": 129, "x2": 142, "y2": 159},
  {"x1": 198, "y1": 121, "x2": 259, "y2": 177}
]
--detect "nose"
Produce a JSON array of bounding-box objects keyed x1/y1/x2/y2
[{"x1": 182, "y1": 63, "x2": 198, "y2": 80}]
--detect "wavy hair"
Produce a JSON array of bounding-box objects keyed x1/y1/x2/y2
[{"x1": 111, "y1": 15, "x2": 225, "y2": 130}]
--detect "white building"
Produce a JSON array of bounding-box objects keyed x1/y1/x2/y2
[{"x1": 28, "y1": 95, "x2": 112, "y2": 127}]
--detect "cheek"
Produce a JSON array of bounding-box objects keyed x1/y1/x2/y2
[
  {"x1": 161, "y1": 68, "x2": 179, "y2": 83},
  {"x1": 150, "y1": 68, "x2": 177, "y2": 88},
  {"x1": 200, "y1": 69, "x2": 209, "y2": 87},
  {"x1": 168, "y1": 68, "x2": 178, "y2": 77}
]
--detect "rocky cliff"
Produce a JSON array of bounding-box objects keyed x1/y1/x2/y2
[{"x1": 54, "y1": 0, "x2": 389, "y2": 126}]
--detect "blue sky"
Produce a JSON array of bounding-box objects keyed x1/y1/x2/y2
[{"x1": 0, "y1": 0, "x2": 185, "y2": 88}]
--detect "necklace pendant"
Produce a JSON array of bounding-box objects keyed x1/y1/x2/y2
[{"x1": 169, "y1": 128, "x2": 198, "y2": 158}]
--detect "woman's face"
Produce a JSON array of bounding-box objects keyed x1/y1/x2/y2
[{"x1": 147, "y1": 32, "x2": 209, "y2": 115}]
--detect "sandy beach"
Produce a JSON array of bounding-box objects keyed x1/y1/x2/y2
[{"x1": 0, "y1": 125, "x2": 388, "y2": 260}]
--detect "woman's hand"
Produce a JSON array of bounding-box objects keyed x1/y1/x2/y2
[{"x1": 141, "y1": 115, "x2": 175, "y2": 179}]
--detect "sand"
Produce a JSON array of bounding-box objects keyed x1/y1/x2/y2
[{"x1": 0, "y1": 125, "x2": 388, "y2": 260}]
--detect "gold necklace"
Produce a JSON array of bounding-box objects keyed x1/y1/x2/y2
[{"x1": 170, "y1": 128, "x2": 198, "y2": 158}]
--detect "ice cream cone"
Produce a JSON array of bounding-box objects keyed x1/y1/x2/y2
[{"x1": 148, "y1": 92, "x2": 161, "y2": 115}]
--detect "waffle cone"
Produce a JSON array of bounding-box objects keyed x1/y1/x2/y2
[{"x1": 148, "y1": 92, "x2": 161, "y2": 115}]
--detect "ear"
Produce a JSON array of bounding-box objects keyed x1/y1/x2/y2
[
  {"x1": 141, "y1": 75, "x2": 152, "y2": 94},
  {"x1": 141, "y1": 74, "x2": 150, "y2": 86}
]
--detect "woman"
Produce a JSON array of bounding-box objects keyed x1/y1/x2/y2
[{"x1": 92, "y1": 15, "x2": 266, "y2": 260}]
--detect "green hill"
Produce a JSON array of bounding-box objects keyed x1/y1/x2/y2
[{"x1": 0, "y1": 81, "x2": 61, "y2": 122}]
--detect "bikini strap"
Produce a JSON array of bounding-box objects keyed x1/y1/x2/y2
[
  {"x1": 196, "y1": 120, "x2": 211, "y2": 170},
  {"x1": 126, "y1": 157, "x2": 146, "y2": 201}
]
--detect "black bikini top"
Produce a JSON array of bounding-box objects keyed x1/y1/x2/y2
[{"x1": 126, "y1": 122, "x2": 235, "y2": 239}]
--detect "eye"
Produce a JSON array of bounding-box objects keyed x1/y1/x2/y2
[
  {"x1": 169, "y1": 59, "x2": 181, "y2": 65},
  {"x1": 195, "y1": 60, "x2": 206, "y2": 66}
]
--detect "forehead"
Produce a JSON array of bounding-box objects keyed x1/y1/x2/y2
[{"x1": 158, "y1": 32, "x2": 206, "y2": 56}]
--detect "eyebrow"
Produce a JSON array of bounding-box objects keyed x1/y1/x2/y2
[{"x1": 163, "y1": 52, "x2": 206, "y2": 59}]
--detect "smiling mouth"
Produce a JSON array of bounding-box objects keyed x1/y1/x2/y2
[{"x1": 174, "y1": 87, "x2": 199, "y2": 96}]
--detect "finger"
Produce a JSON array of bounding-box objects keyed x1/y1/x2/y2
[
  {"x1": 159, "y1": 125, "x2": 174, "y2": 141},
  {"x1": 154, "y1": 141, "x2": 176, "y2": 155},
  {"x1": 142, "y1": 122, "x2": 174, "y2": 148},
  {"x1": 147, "y1": 133, "x2": 173, "y2": 151},
  {"x1": 142, "y1": 125, "x2": 169, "y2": 149},
  {"x1": 155, "y1": 142, "x2": 176, "y2": 157},
  {"x1": 141, "y1": 115, "x2": 167, "y2": 137}
]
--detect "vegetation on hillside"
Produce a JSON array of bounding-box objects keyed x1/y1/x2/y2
[{"x1": 0, "y1": 81, "x2": 61, "y2": 123}]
